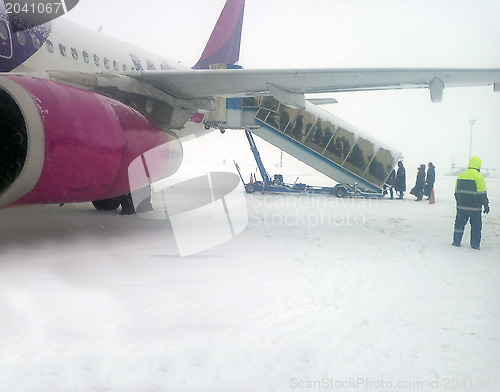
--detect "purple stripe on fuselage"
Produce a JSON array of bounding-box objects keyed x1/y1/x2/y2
[{"x1": 0, "y1": 9, "x2": 51, "y2": 72}]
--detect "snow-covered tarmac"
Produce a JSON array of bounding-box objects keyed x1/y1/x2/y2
[{"x1": 1, "y1": 152, "x2": 499, "y2": 391}]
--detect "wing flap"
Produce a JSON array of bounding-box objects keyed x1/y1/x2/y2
[{"x1": 126, "y1": 68, "x2": 500, "y2": 100}]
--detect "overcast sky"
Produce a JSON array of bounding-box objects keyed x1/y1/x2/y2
[{"x1": 64, "y1": 0, "x2": 500, "y2": 175}]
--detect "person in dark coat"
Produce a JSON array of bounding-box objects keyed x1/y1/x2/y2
[
  {"x1": 394, "y1": 161, "x2": 406, "y2": 199},
  {"x1": 410, "y1": 164, "x2": 426, "y2": 201},
  {"x1": 424, "y1": 162, "x2": 436, "y2": 199}
]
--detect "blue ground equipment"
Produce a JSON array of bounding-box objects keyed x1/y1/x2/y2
[{"x1": 234, "y1": 130, "x2": 386, "y2": 198}]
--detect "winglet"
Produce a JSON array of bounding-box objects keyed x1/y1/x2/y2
[{"x1": 192, "y1": 0, "x2": 245, "y2": 69}]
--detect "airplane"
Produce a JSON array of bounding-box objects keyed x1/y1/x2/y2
[{"x1": 1, "y1": 0, "x2": 499, "y2": 214}]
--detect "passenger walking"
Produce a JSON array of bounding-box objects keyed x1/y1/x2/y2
[
  {"x1": 410, "y1": 164, "x2": 426, "y2": 201},
  {"x1": 424, "y1": 162, "x2": 436, "y2": 199},
  {"x1": 452, "y1": 156, "x2": 490, "y2": 249},
  {"x1": 394, "y1": 161, "x2": 406, "y2": 199}
]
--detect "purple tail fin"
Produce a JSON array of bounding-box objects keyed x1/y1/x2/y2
[{"x1": 193, "y1": 0, "x2": 245, "y2": 69}]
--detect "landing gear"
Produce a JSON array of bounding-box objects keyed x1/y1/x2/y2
[
  {"x1": 92, "y1": 186, "x2": 153, "y2": 215},
  {"x1": 92, "y1": 198, "x2": 121, "y2": 211},
  {"x1": 91, "y1": 195, "x2": 134, "y2": 214},
  {"x1": 117, "y1": 192, "x2": 154, "y2": 215},
  {"x1": 118, "y1": 193, "x2": 135, "y2": 215}
]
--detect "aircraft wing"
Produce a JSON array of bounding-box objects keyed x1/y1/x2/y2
[{"x1": 127, "y1": 68, "x2": 500, "y2": 103}]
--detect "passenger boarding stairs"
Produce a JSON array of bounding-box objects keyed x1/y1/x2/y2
[{"x1": 208, "y1": 95, "x2": 401, "y2": 192}]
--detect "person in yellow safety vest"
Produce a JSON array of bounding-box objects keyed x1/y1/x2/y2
[{"x1": 452, "y1": 156, "x2": 490, "y2": 249}]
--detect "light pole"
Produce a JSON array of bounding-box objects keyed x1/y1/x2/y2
[{"x1": 468, "y1": 119, "x2": 476, "y2": 161}]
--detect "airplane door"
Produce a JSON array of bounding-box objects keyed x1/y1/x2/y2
[{"x1": 0, "y1": 18, "x2": 13, "y2": 59}]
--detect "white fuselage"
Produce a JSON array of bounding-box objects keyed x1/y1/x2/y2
[{"x1": 11, "y1": 18, "x2": 189, "y2": 74}]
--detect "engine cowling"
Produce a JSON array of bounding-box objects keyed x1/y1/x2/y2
[{"x1": 0, "y1": 75, "x2": 183, "y2": 208}]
